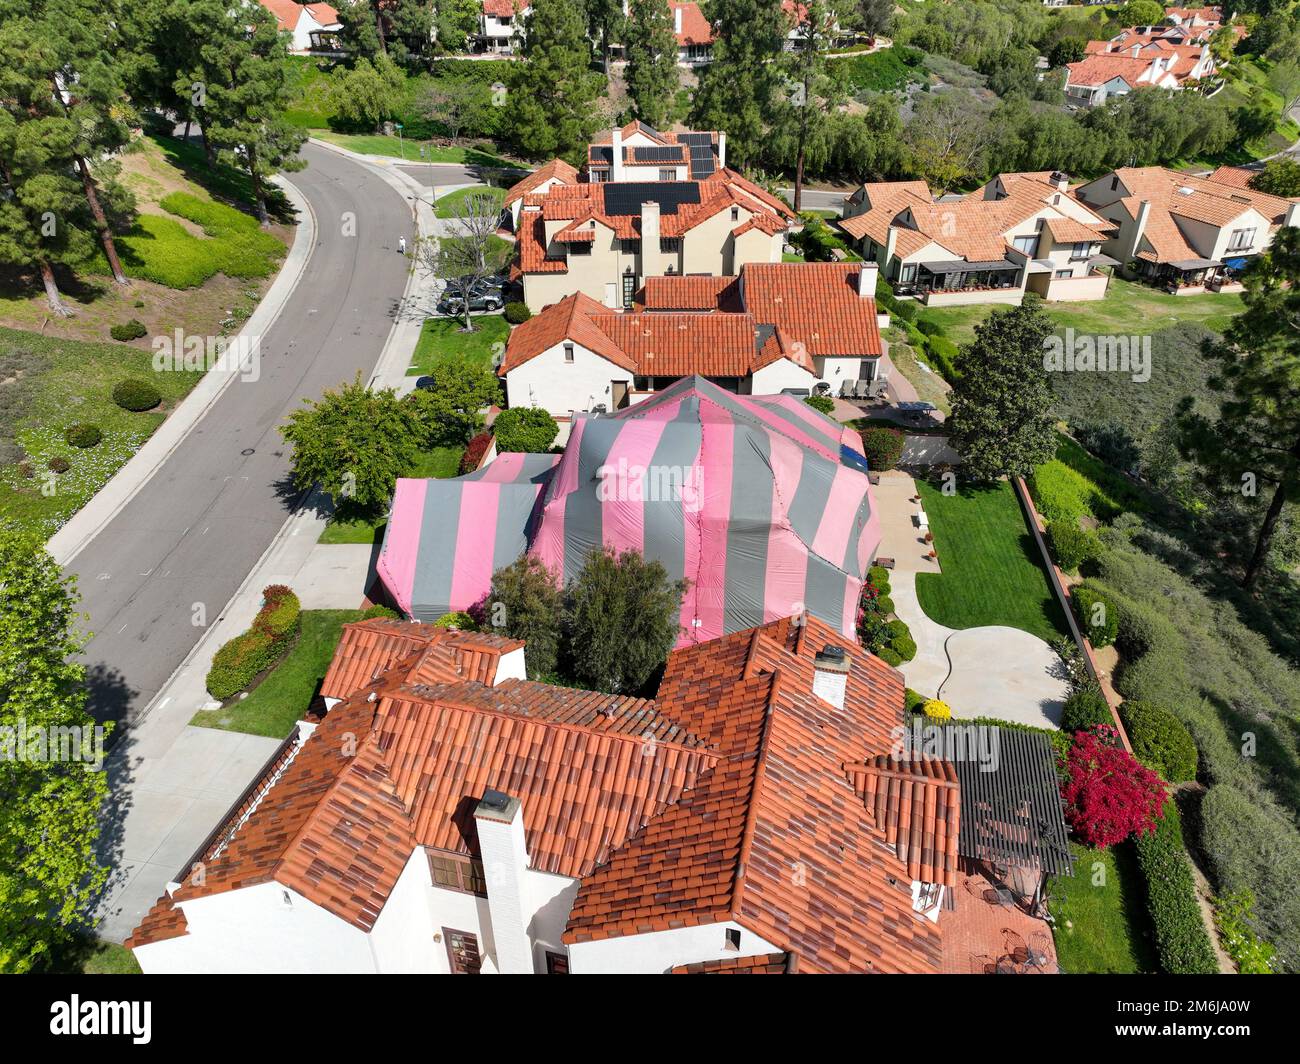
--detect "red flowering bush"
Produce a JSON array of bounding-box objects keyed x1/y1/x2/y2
[
  {"x1": 460, "y1": 432, "x2": 493, "y2": 474},
  {"x1": 1060, "y1": 725, "x2": 1167, "y2": 848}
]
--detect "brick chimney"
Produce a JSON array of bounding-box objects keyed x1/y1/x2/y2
[
  {"x1": 812, "y1": 645, "x2": 851, "y2": 710},
  {"x1": 474, "y1": 789, "x2": 533, "y2": 974}
]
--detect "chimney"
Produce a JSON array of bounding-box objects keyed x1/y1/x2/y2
[
  {"x1": 1286, "y1": 201, "x2": 1300, "y2": 228},
  {"x1": 812, "y1": 645, "x2": 851, "y2": 710},
  {"x1": 884, "y1": 225, "x2": 899, "y2": 273},
  {"x1": 612, "y1": 126, "x2": 624, "y2": 182},
  {"x1": 622, "y1": 0, "x2": 628, "y2": 14},
  {"x1": 1052, "y1": 171, "x2": 1069, "y2": 192},
  {"x1": 857, "y1": 261, "x2": 878, "y2": 297},
  {"x1": 674, "y1": 5, "x2": 682, "y2": 34},
  {"x1": 1131, "y1": 199, "x2": 1151, "y2": 260},
  {"x1": 641, "y1": 200, "x2": 661, "y2": 278},
  {"x1": 474, "y1": 789, "x2": 533, "y2": 974},
  {"x1": 717, "y1": 131, "x2": 726, "y2": 169}
]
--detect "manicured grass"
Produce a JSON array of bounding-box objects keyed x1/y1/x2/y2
[
  {"x1": 884, "y1": 335, "x2": 952, "y2": 415},
  {"x1": 1048, "y1": 842, "x2": 1159, "y2": 974},
  {"x1": 39, "y1": 937, "x2": 143, "y2": 974},
  {"x1": 312, "y1": 131, "x2": 515, "y2": 168},
  {"x1": 435, "y1": 184, "x2": 506, "y2": 219},
  {"x1": 920, "y1": 277, "x2": 1245, "y2": 347},
  {"x1": 317, "y1": 446, "x2": 464, "y2": 544},
  {"x1": 914, "y1": 478, "x2": 1067, "y2": 643},
  {"x1": 408, "y1": 314, "x2": 510, "y2": 376},
  {"x1": 191, "y1": 610, "x2": 364, "y2": 737}
]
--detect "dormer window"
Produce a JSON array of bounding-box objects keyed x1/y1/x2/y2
[{"x1": 730, "y1": 207, "x2": 739, "y2": 221}]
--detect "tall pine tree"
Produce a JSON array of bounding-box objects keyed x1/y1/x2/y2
[{"x1": 623, "y1": 0, "x2": 679, "y2": 128}]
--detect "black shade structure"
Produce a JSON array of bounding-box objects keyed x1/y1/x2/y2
[{"x1": 602, "y1": 181, "x2": 702, "y2": 216}]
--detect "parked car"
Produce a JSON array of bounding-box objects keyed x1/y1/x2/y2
[{"x1": 437, "y1": 281, "x2": 503, "y2": 315}]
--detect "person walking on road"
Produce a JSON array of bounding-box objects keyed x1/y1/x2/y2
[{"x1": 398, "y1": 235, "x2": 407, "y2": 255}]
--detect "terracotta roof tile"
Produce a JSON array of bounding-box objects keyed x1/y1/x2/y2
[
  {"x1": 671, "y1": 951, "x2": 796, "y2": 973},
  {"x1": 638, "y1": 275, "x2": 742, "y2": 311},
  {"x1": 503, "y1": 158, "x2": 578, "y2": 207},
  {"x1": 741, "y1": 262, "x2": 882, "y2": 357}
]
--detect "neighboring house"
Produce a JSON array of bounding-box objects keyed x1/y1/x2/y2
[
  {"x1": 1072, "y1": 165, "x2": 1300, "y2": 292},
  {"x1": 502, "y1": 158, "x2": 579, "y2": 230},
  {"x1": 1063, "y1": 43, "x2": 1216, "y2": 106},
  {"x1": 498, "y1": 261, "x2": 882, "y2": 414},
  {"x1": 838, "y1": 171, "x2": 1119, "y2": 306},
  {"x1": 510, "y1": 125, "x2": 793, "y2": 314},
  {"x1": 127, "y1": 615, "x2": 1072, "y2": 974},
  {"x1": 258, "y1": 0, "x2": 342, "y2": 53},
  {"x1": 474, "y1": 0, "x2": 530, "y2": 54}
]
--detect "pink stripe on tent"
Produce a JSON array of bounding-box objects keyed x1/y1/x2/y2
[
  {"x1": 548, "y1": 419, "x2": 586, "y2": 499},
  {"x1": 842, "y1": 576, "x2": 862, "y2": 637},
  {"x1": 857, "y1": 484, "x2": 883, "y2": 575},
  {"x1": 377, "y1": 478, "x2": 428, "y2": 615},
  {"x1": 811, "y1": 464, "x2": 869, "y2": 572},
  {"x1": 737, "y1": 394, "x2": 836, "y2": 460},
  {"x1": 596, "y1": 418, "x2": 668, "y2": 555},
  {"x1": 529, "y1": 493, "x2": 568, "y2": 581},
  {"x1": 479, "y1": 451, "x2": 524, "y2": 482},
  {"x1": 689, "y1": 407, "x2": 735, "y2": 643},
  {"x1": 763, "y1": 435, "x2": 808, "y2": 622},
  {"x1": 839, "y1": 425, "x2": 866, "y2": 455},
  {"x1": 447, "y1": 483, "x2": 502, "y2": 612}
]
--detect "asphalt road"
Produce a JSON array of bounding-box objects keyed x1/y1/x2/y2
[{"x1": 69, "y1": 142, "x2": 417, "y2": 725}]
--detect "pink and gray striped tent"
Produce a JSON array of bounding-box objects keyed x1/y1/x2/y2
[{"x1": 377, "y1": 376, "x2": 881, "y2": 644}]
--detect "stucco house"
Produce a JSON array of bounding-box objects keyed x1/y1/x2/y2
[
  {"x1": 838, "y1": 171, "x2": 1119, "y2": 306},
  {"x1": 258, "y1": 0, "x2": 342, "y2": 53},
  {"x1": 473, "y1": 0, "x2": 529, "y2": 54},
  {"x1": 499, "y1": 262, "x2": 884, "y2": 415},
  {"x1": 1072, "y1": 165, "x2": 1300, "y2": 292},
  {"x1": 508, "y1": 125, "x2": 793, "y2": 314},
  {"x1": 1064, "y1": 40, "x2": 1216, "y2": 105}
]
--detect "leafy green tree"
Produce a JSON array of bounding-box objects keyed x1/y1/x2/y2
[
  {"x1": 1250, "y1": 158, "x2": 1300, "y2": 198},
  {"x1": 1267, "y1": 58, "x2": 1300, "y2": 120},
  {"x1": 484, "y1": 555, "x2": 565, "y2": 679},
  {"x1": 948, "y1": 301, "x2": 1057, "y2": 482},
  {"x1": 416, "y1": 78, "x2": 496, "y2": 141},
  {"x1": 281, "y1": 374, "x2": 425, "y2": 517},
  {"x1": 0, "y1": 524, "x2": 110, "y2": 973},
  {"x1": 623, "y1": 0, "x2": 679, "y2": 128},
  {"x1": 565, "y1": 548, "x2": 687, "y2": 693},
  {"x1": 853, "y1": 0, "x2": 893, "y2": 43},
  {"x1": 585, "y1": 0, "x2": 624, "y2": 72},
  {"x1": 1121, "y1": 0, "x2": 1165, "y2": 26},
  {"x1": 1048, "y1": 37, "x2": 1087, "y2": 68},
  {"x1": 1177, "y1": 227, "x2": 1300, "y2": 589},
  {"x1": 436, "y1": 0, "x2": 486, "y2": 55},
  {"x1": 405, "y1": 362, "x2": 501, "y2": 448},
  {"x1": 327, "y1": 55, "x2": 406, "y2": 131},
  {"x1": 903, "y1": 91, "x2": 994, "y2": 193},
  {"x1": 690, "y1": 0, "x2": 789, "y2": 169},
  {"x1": 493, "y1": 406, "x2": 559, "y2": 452},
  {"x1": 415, "y1": 192, "x2": 512, "y2": 329},
  {"x1": 775, "y1": 0, "x2": 843, "y2": 210},
  {"x1": 337, "y1": 0, "x2": 390, "y2": 61},
  {"x1": 506, "y1": 0, "x2": 605, "y2": 161}
]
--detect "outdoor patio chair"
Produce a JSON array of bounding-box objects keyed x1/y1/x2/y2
[
  {"x1": 1027, "y1": 931, "x2": 1053, "y2": 970},
  {"x1": 854, "y1": 379, "x2": 872, "y2": 400},
  {"x1": 982, "y1": 888, "x2": 1014, "y2": 908},
  {"x1": 840, "y1": 380, "x2": 855, "y2": 399}
]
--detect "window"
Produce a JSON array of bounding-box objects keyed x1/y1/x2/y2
[
  {"x1": 590, "y1": 170, "x2": 605, "y2": 183},
  {"x1": 725, "y1": 928, "x2": 742, "y2": 951},
  {"x1": 620, "y1": 238, "x2": 641, "y2": 254},
  {"x1": 444, "y1": 928, "x2": 482, "y2": 975},
  {"x1": 546, "y1": 951, "x2": 569, "y2": 974},
  {"x1": 428, "y1": 851, "x2": 488, "y2": 896},
  {"x1": 621, "y1": 273, "x2": 636, "y2": 310},
  {"x1": 1012, "y1": 235, "x2": 1038, "y2": 256},
  {"x1": 899, "y1": 263, "x2": 917, "y2": 283},
  {"x1": 568, "y1": 242, "x2": 591, "y2": 255},
  {"x1": 659, "y1": 169, "x2": 677, "y2": 181},
  {"x1": 1055, "y1": 269, "x2": 1072, "y2": 279},
  {"x1": 730, "y1": 207, "x2": 740, "y2": 222},
  {"x1": 1228, "y1": 227, "x2": 1256, "y2": 251},
  {"x1": 660, "y1": 237, "x2": 681, "y2": 253},
  {"x1": 1070, "y1": 241, "x2": 1090, "y2": 261},
  {"x1": 564, "y1": 343, "x2": 575, "y2": 363}
]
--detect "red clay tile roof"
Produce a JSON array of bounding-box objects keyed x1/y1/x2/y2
[
  {"x1": 516, "y1": 202, "x2": 569, "y2": 274},
  {"x1": 1206, "y1": 164, "x2": 1259, "y2": 189},
  {"x1": 669, "y1": 1, "x2": 714, "y2": 45},
  {"x1": 504, "y1": 158, "x2": 578, "y2": 207},
  {"x1": 741, "y1": 262, "x2": 882, "y2": 357},
  {"x1": 259, "y1": 0, "x2": 338, "y2": 31},
  {"x1": 671, "y1": 951, "x2": 797, "y2": 973},
  {"x1": 321, "y1": 619, "x2": 523, "y2": 700},
  {"x1": 846, "y1": 755, "x2": 960, "y2": 887},
  {"x1": 482, "y1": 0, "x2": 530, "y2": 18},
  {"x1": 639, "y1": 275, "x2": 742, "y2": 311},
  {"x1": 125, "y1": 894, "x2": 189, "y2": 948},
  {"x1": 498, "y1": 292, "x2": 637, "y2": 374},
  {"x1": 1044, "y1": 216, "x2": 1110, "y2": 244}
]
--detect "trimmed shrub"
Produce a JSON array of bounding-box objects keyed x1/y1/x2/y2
[
  {"x1": 361, "y1": 604, "x2": 398, "y2": 620},
  {"x1": 1071, "y1": 583, "x2": 1118, "y2": 647},
  {"x1": 1061, "y1": 725, "x2": 1166, "y2": 848},
  {"x1": 1134, "y1": 805, "x2": 1220, "y2": 974},
  {"x1": 859, "y1": 425, "x2": 905, "y2": 471},
  {"x1": 1213, "y1": 890, "x2": 1277, "y2": 974},
  {"x1": 493, "y1": 406, "x2": 558, "y2": 453},
  {"x1": 922, "y1": 698, "x2": 951, "y2": 720},
  {"x1": 916, "y1": 317, "x2": 945, "y2": 337},
  {"x1": 877, "y1": 646, "x2": 904, "y2": 667},
  {"x1": 804, "y1": 394, "x2": 835, "y2": 415},
  {"x1": 503, "y1": 301, "x2": 532, "y2": 324},
  {"x1": 1061, "y1": 683, "x2": 1112, "y2": 733},
  {"x1": 905, "y1": 687, "x2": 927, "y2": 713},
  {"x1": 891, "y1": 299, "x2": 918, "y2": 322},
  {"x1": 47, "y1": 456, "x2": 70, "y2": 474},
  {"x1": 876, "y1": 594, "x2": 895, "y2": 615},
  {"x1": 205, "y1": 585, "x2": 301, "y2": 700},
  {"x1": 112, "y1": 378, "x2": 162, "y2": 412},
  {"x1": 257, "y1": 585, "x2": 301, "y2": 639},
  {"x1": 925, "y1": 335, "x2": 960, "y2": 381},
  {"x1": 1047, "y1": 519, "x2": 1100, "y2": 571},
  {"x1": 1114, "y1": 595, "x2": 1178, "y2": 661},
  {"x1": 868, "y1": 565, "x2": 891, "y2": 593},
  {"x1": 434, "y1": 611, "x2": 478, "y2": 629},
  {"x1": 1119, "y1": 700, "x2": 1198, "y2": 783},
  {"x1": 110, "y1": 319, "x2": 148, "y2": 342},
  {"x1": 892, "y1": 632, "x2": 917, "y2": 661},
  {"x1": 64, "y1": 423, "x2": 102, "y2": 449},
  {"x1": 460, "y1": 431, "x2": 493, "y2": 474}
]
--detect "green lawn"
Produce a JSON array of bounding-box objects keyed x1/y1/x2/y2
[
  {"x1": 191, "y1": 609, "x2": 364, "y2": 737},
  {"x1": 409, "y1": 314, "x2": 510, "y2": 376},
  {"x1": 1048, "y1": 842, "x2": 1159, "y2": 974},
  {"x1": 318, "y1": 446, "x2": 464, "y2": 544},
  {"x1": 40, "y1": 937, "x2": 143, "y2": 974},
  {"x1": 920, "y1": 277, "x2": 1245, "y2": 347},
  {"x1": 311, "y1": 131, "x2": 515, "y2": 168},
  {"x1": 914, "y1": 479, "x2": 1067, "y2": 643},
  {"x1": 436, "y1": 184, "x2": 506, "y2": 219}
]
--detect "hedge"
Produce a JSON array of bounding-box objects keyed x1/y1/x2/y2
[
  {"x1": 868, "y1": 565, "x2": 891, "y2": 592},
  {"x1": 434, "y1": 611, "x2": 478, "y2": 629},
  {"x1": 1061, "y1": 683, "x2": 1112, "y2": 733},
  {"x1": 1134, "y1": 805, "x2": 1219, "y2": 974},
  {"x1": 205, "y1": 585, "x2": 302, "y2": 700},
  {"x1": 1120, "y1": 700, "x2": 1198, "y2": 783},
  {"x1": 1047, "y1": 519, "x2": 1100, "y2": 572},
  {"x1": 804, "y1": 394, "x2": 835, "y2": 415},
  {"x1": 924, "y1": 335, "x2": 960, "y2": 382},
  {"x1": 859, "y1": 425, "x2": 905, "y2": 471},
  {"x1": 503, "y1": 301, "x2": 532, "y2": 324},
  {"x1": 361, "y1": 604, "x2": 398, "y2": 619},
  {"x1": 112, "y1": 378, "x2": 162, "y2": 412},
  {"x1": 1071, "y1": 583, "x2": 1118, "y2": 647},
  {"x1": 493, "y1": 406, "x2": 558, "y2": 453}
]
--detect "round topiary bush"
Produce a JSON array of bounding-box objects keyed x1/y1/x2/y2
[
  {"x1": 361, "y1": 604, "x2": 399, "y2": 620},
  {"x1": 434, "y1": 611, "x2": 478, "y2": 630},
  {"x1": 1061, "y1": 683, "x2": 1113, "y2": 733},
  {"x1": 1047, "y1": 519, "x2": 1100, "y2": 572},
  {"x1": 859, "y1": 425, "x2": 905, "y2": 471},
  {"x1": 503, "y1": 301, "x2": 532, "y2": 325},
  {"x1": 891, "y1": 631, "x2": 917, "y2": 661},
  {"x1": 110, "y1": 319, "x2": 148, "y2": 342},
  {"x1": 804, "y1": 394, "x2": 835, "y2": 415},
  {"x1": 493, "y1": 406, "x2": 558, "y2": 453},
  {"x1": 1071, "y1": 583, "x2": 1119, "y2": 647},
  {"x1": 922, "y1": 698, "x2": 951, "y2": 720},
  {"x1": 877, "y1": 646, "x2": 904, "y2": 667},
  {"x1": 47, "y1": 455, "x2": 70, "y2": 474},
  {"x1": 65, "y1": 423, "x2": 103, "y2": 449},
  {"x1": 112, "y1": 377, "x2": 162, "y2": 412},
  {"x1": 868, "y1": 565, "x2": 891, "y2": 593},
  {"x1": 1120, "y1": 700, "x2": 1198, "y2": 783}
]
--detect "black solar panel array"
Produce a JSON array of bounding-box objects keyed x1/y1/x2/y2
[
  {"x1": 678, "y1": 132, "x2": 718, "y2": 178},
  {"x1": 632, "y1": 145, "x2": 686, "y2": 164},
  {"x1": 589, "y1": 145, "x2": 613, "y2": 165},
  {"x1": 602, "y1": 182, "x2": 702, "y2": 216}
]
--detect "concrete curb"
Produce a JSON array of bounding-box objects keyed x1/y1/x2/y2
[{"x1": 48, "y1": 175, "x2": 318, "y2": 567}]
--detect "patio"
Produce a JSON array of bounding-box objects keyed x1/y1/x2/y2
[{"x1": 942, "y1": 866, "x2": 1060, "y2": 974}]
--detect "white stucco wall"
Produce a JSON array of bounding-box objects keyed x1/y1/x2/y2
[
  {"x1": 504, "y1": 340, "x2": 632, "y2": 417},
  {"x1": 567, "y1": 921, "x2": 783, "y2": 974},
  {"x1": 750, "y1": 359, "x2": 818, "y2": 395}
]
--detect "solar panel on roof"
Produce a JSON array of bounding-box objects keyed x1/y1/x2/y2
[
  {"x1": 678, "y1": 132, "x2": 713, "y2": 145},
  {"x1": 589, "y1": 146, "x2": 612, "y2": 164},
  {"x1": 602, "y1": 182, "x2": 702, "y2": 216},
  {"x1": 634, "y1": 146, "x2": 686, "y2": 163}
]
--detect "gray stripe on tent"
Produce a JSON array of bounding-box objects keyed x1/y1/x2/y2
[
  {"x1": 786, "y1": 447, "x2": 838, "y2": 546},
  {"x1": 722, "y1": 422, "x2": 774, "y2": 634},
  {"x1": 748, "y1": 396, "x2": 841, "y2": 455},
  {"x1": 561, "y1": 417, "x2": 626, "y2": 581},
  {"x1": 493, "y1": 484, "x2": 543, "y2": 594},
  {"x1": 803, "y1": 550, "x2": 848, "y2": 634},
  {"x1": 409, "y1": 483, "x2": 464, "y2": 622},
  {"x1": 642, "y1": 396, "x2": 703, "y2": 585},
  {"x1": 841, "y1": 491, "x2": 874, "y2": 579}
]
